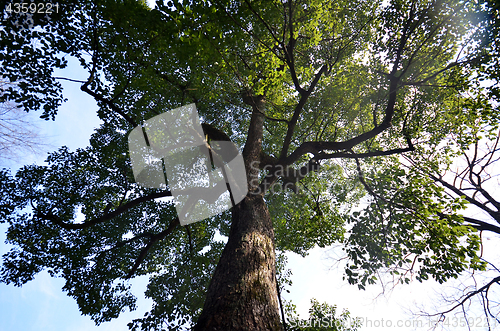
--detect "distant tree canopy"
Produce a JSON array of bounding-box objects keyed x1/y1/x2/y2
[
  {"x1": 0, "y1": 0, "x2": 499, "y2": 330},
  {"x1": 0, "y1": 78, "x2": 49, "y2": 165}
]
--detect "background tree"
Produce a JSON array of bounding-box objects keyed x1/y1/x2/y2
[
  {"x1": 1, "y1": 0, "x2": 498, "y2": 330},
  {"x1": 333, "y1": 0, "x2": 500, "y2": 326},
  {"x1": 403, "y1": 76, "x2": 500, "y2": 328},
  {"x1": 339, "y1": 92, "x2": 500, "y2": 329},
  {"x1": 0, "y1": 79, "x2": 49, "y2": 165},
  {"x1": 420, "y1": 127, "x2": 500, "y2": 328}
]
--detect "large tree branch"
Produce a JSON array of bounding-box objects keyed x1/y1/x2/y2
[
  {"x1": 80, "y1": 35, "x2": 138, "y2": 127},
  {"x1": 81, "y1": 81, "x2": 138, "y2": 128},
  {"x1": 281, "y1": 109, "x2": 392, "y2": 165},
  {"x1": 398, "y1": 6, "x2": 446, "y2": 79},
  {"x1": 260, "y1": 139, "x2": 415, "y2": 193},
  {"x1": 36, "y1": 190, "x2": 173, "y2": 230},
  {"x1": 96, "y1": 231, "x2": 157, "y2": 263},
  {"x1": 279, "y1": 65, "x2": 328, "y2": 160},
  {"x1": 259, "y1": 151, "x2": 278, "y2": 169},
  {"x1": 242, "y1": 0, "x2": 281, "y2": 46},
  {"x1": 125, "y1": 217, "x2": 180, "y2": 279},
  {"x1": 283, "y1": 0, "x2": 304, "y2": 95},
  {"x1": 281, "y1": 68, "x2": 400, "y2": 166},
  {"x1": 462, "y1": 217, "x2": 500, "y2": 235},
  {"x1": 429, "y1": 173, "x2": 500, "y2": 223},
  {"x1": 315, "y1": 143, "x2": 414, "y2": 161},
  {"x1": 259, "y1": 118, "x2": 412, "y2": 194},
  {"x1": 430, "y1": 276, "x2": 500, "y2": 316},
  {"x1": 216, "y1": 1, "x2": 283, "y2": 61},
  {"x1": 401, "y1": 57, "x2": 488, "y2": 87}
]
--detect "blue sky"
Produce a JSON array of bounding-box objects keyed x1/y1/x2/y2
[{"x1": 1, "y1": 4, "x2": 499, "y2": 330}]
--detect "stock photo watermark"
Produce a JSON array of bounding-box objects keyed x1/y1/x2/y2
[
  {"x1": 288, "y1": 315, "x2": 494, "y2": 329},
  {"x1": 128, "y1": 103, "x2": 247, "y2": 226},
  {"x1": 4, "y1": 1, "x2": 60, "y2": 30}
]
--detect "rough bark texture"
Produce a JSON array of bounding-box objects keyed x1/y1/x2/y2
[
  {"x1": 194, "y1": 195, "x2": 282, "y2": 330},
  {"x1": 194, "y1": 96, "x2": 283, "y2": 330}
]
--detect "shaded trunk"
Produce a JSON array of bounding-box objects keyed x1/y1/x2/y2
[
  {"x1": 194, "y1": 95, "x2": 282, "y2": 330},
  {"x1": 194, "y1": 195, "x2": 282, "y2": 330}
]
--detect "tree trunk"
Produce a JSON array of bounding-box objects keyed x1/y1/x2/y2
[
  {"x1": 194, "y1": 95, "x2": 282, "y2": 330},
  {"x1": 194, "y1": 195, "x2": 282, "y2": 330}
]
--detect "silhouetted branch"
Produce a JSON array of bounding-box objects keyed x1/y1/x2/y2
[
  {"x1": 185, "y1": 225, "x2": 194, "y2": 256},
  {"x1": 80, "y1": 35, "x2": 138, "y2": 127},
  {"x1": 125, "y1": 217, "x2": 180, "y2": 279},
  {"x1": 315, "y1": 144, "x2": 415, "y2": 160},
  {"x1": 36, "y1": 190, "x2": 173, "y2": 230},
  {"x1": 429, "y1": 276, "x2": 500, "y2": 317},
  {"x1": 462, "y1": 217, "x2": 500, "y2": 235},
  {"x1": 54, "y1": 77, "x2": 87, "y2": 83}
]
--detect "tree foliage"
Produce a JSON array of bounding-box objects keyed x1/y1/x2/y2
[
  {"x1": 285, "y1": 298, "x2": 361, "y2": 331},
  {"x1": 1, "y1": 0, "x2": 499, "y2": 329}
]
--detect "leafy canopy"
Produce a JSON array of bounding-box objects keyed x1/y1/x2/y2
[{"x1": 0, "y1": 0, "x2": 498, "y2": 329}]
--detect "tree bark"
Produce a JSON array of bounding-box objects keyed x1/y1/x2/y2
[
  {"x1": 194, "y1": 95, "x2": 282, "y2": 330},
  {"x1": 194, "y1": 195, "x2": 282, "y2": 330}
]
